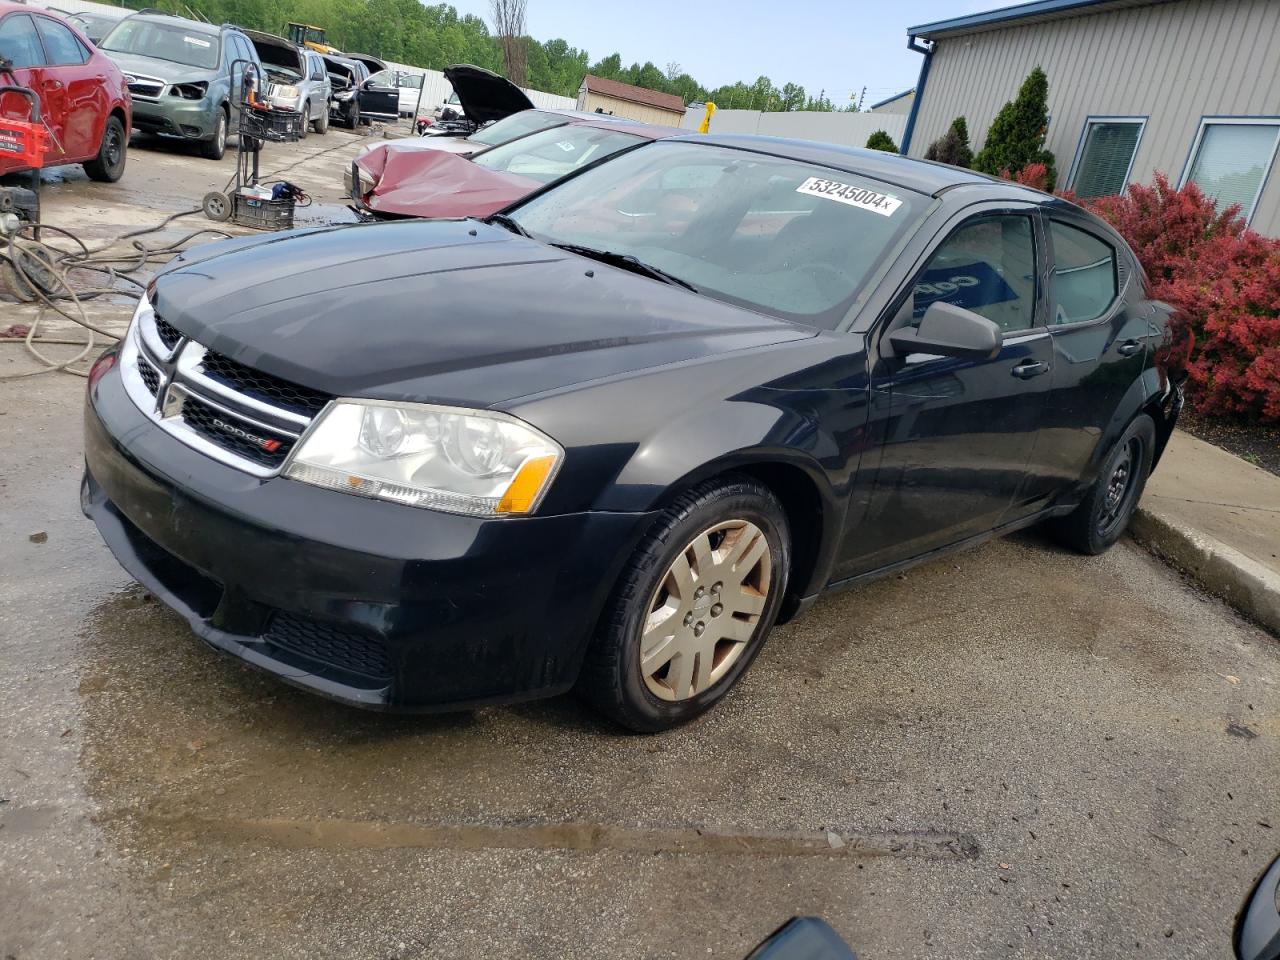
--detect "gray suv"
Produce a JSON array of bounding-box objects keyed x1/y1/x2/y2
[{"x1": 98, "y1": 13, "x2": 260, "y2": 160}]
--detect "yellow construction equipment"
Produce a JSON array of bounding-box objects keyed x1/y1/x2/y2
[{"x1": 286, "y1": 23, "x2": 340, "y2": 54}]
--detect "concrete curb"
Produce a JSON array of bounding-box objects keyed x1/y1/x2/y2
[{"x1": 1131, "y1": 507, "x2": 1280, "y2": 635}]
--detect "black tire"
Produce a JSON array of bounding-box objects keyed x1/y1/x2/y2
[
  {"x1": 201, "y1": 108, "x2": 228, "y2": 160},
  {"x1": 84, "y1": 115, "x2": 127, "y2": 182},
  {"x1": 297, "y1": 101, "x2": 309, "y2": 139},
  {"x1": 314, "y1": 103, "x2": 329, "y2": 134},
  {"x1": 202, "y1": 191, "x2": 231, "y2": 222},
  {"x1": 344, "y1": 101, "x2": 359, "y2": 129},
  {"x1": 1050, "y1": 414, "x2": 1156, "y2": 555},
  {"x1": 578, "y1": 476, "x2": 791, "y2": 732}
]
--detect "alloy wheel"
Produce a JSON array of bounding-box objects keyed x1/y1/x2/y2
[{"x1": 640, "y1": 519, "x2": 772, "y2": 702}]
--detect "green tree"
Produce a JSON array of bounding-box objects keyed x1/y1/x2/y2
[
  {"x1": 972, "y1": 67, "x2": 1057, "y2": 188},
  {"x1": 924, "y1": 116, "x2": 974, "y2": 168},
  {"x1": 865, "y1": 130, "x2": 899, "y2": 152}
]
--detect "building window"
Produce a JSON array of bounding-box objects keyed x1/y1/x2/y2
[
  {"x1": 1182, "y1": 119, "x2": 1280, "y2": 222},
  {"x1": 1070, "y1": 118, "x2": 1145, "y2": 199}
]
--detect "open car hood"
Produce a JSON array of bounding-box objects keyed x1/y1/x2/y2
[
  {"x1": 344, "y1": 52, "x2": 386, "y2": 75},
  {"x1": 443, "y1": 63, "x2": 534, "y2": 126},
  {"x1": 360, "y1": 147, "x2": 539, "y2": 218}
]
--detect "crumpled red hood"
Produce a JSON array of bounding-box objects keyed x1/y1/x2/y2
[{"x1": 357, "y1": 146, "x2": 540, "y2": 219}]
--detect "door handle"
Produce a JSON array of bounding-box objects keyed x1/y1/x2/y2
[
  {"x1": 1011, "y1": 360, "x2": 1050, "y2": 379},
  {"x1": 1116, "y1": 339, "x2": 1142, "y2": 357}
]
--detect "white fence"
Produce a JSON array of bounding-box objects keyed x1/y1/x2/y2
[
  {"x1": 681, "y1": 108, "x2": 908, "y2": 149},
  {"x1": 25, "y1": 0, "x2": 577, "y2": 113}
]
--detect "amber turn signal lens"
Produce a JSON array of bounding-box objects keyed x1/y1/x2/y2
[{"x1": 496, "y1": 455, "x2": 558, "y2": 515}]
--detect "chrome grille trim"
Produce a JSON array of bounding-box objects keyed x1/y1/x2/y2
[
  {"x1": 125, "y1": 74, "x2": 165, "y2": 102},
  {"x1": 119, "y1": 305, "x2": 328, "y2": 478}
]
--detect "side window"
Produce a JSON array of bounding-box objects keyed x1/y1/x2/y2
[
  {"x1": 309, "y1": 54, "x2": 325, "y2": 81},
  {"x1": 1049, "y1": 220, "x2": 1117, "y2": 324},
  {"x1": 910, "y1": 215, "x2": 1038, "y2": 332},
  {"x1": 0, "y1": 14, "x2": 46, "y2": 69},
  {"x1": 35, "y1": 17, "x2": 89, "y2": 66}
]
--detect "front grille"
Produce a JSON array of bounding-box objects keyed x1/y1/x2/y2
[
  {"x1": 138, "y1": 357, "x2": 161, "y2": 396},
  {"x1": 154, "y1": 315, "x2": 182, "y2": 351},
  {"x1": 199, "y1": 350, "x2": 330, "y2": 417},
  {"x1": 180, "y1": 394, "x2": 295, "y2": 468},
  {"x1": 127, "y1": 79, "x2": 164, "y2": 100},
  {"x1": 264, "y1": 613, "x2": 392, "y2": 682}
]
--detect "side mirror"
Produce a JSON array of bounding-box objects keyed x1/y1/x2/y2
[
  {"x1": 888, "y1": 300, "x2": 1003, "y2": 360},
  {"x1": 1236, "y1": 855, "x2": 1280, "y2": 960},
  {"x1": 744, "y1": 917, "x2": 856, "y2": 960}
]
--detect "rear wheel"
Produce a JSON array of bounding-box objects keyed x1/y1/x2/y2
[
  {"x1": 1050, "y1": 414, "x2": 1155, "y2": 555},
  {"x1": 84, "y1": 115, "x2": 127, "y2": 182},
  {"x1": 201, "y1": 108, "x2": 227, "y2": 160},
  {"x1": 578, "y1": 476, "x2": 790, "y2": 732}
]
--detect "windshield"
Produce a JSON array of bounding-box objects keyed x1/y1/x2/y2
[
  {"x1": 468, "y1": 110, "x2": 567, "y2": 147},
  {"x1": 509, "y1": 141, "x2": 926, "y2": 327},
  {"x1": 474, "y1": 126, "x2": 646, "y2": 184},
  {"x1": 100, "y1": 19, "x2": 220, "y2": 69}
]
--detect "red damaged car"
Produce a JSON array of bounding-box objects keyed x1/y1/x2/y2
[{"x1": 350, "y1": 118, "x2": 680, "y2": 220}]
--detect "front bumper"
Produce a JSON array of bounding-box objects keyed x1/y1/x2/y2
[
  {"x1": 82, "y1": 357, "x2": 654, "y2": 711},
  {"x1": 130, "y1": 97, "x2": 218, "y2": 139}
]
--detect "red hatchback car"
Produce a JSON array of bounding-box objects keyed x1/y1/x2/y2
[{"x1": 0, "y1": 1, "x2": 131, "y2": 181}]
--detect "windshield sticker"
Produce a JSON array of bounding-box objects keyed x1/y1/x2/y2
[
  {"x1": 556, "y1": 141, "x2": 576, "y2": 152},
  {"x1": 795, "y1": 177, "x2": 902, "y2": 216},
  {"x1": 183, "y1": 36, "x2": 212, "y2": 47}
]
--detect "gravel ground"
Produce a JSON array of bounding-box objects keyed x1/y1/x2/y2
[{"x1": 1, "y1": 133, "x2": 1278, "y2": 960}]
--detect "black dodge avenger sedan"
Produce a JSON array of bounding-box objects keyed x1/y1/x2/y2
[{"x1": 82, "y1": 135, "x2": 1184, "y2": 731}]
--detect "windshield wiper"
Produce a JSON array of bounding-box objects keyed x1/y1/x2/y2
[
  {"x1": 486, "y1": 213, "x2": 530, "y2": 238},
  {"x1": 550, "y1": 243, "x2": 698, "y2": 293}
]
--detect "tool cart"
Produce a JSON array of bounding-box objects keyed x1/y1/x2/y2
[{"x1": 202, "y1": 61, "x2": 306, "y2": 230}]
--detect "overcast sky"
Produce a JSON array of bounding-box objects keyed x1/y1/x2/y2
[{"x1": 446, "y1": 0, "x2": 1004, "y2": 105}]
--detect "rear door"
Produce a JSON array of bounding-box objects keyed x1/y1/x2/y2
[
  {"x1": 1033, "y1": 214, "x2": 1151, "y2": 497},
  {"x1": 33, "y1": 14, "x2": 101, "y2": 161},
  {"x1": 358, "y1": 69, "x2": 399, "y2": 123},
  {"x1": 0, "y1": 12, "x2": 54, "y2": 169},
  {"x1": 839, "y1": 205, "x2": 1054, "y2": 577}
]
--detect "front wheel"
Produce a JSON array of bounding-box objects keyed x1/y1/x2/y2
[
  {"x1": 201, "y1": 108, "x2": 227, "y2": 160},
  {"x1": 578, "y1": 476, "x2": 790, "y2": 732},
  {"x1": 84, "y1": 115, "x2": 127, "y2": 182},
  {"x1": 314, "y1": 103, "x2": 329, "y2": 134},
  {"x1": 344, "y1": 101, "x2": 359, "y2": 129},
  {"x1": 1050, "y1": 413, "x2": 1156, "y2": 555},
  {"x1": 297, "y1": 101, "x2": 309, "y2": 139}
]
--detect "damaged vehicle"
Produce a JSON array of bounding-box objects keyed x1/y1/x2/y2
[
  {"x1": 83, "y1": 136, "x2": 1185, "y2": 731},
  {"x1": 242, "y1": 29, "x2": 330, "y2": 135},
  {"x1": 350, "y1": 118, "x2": 679, "y2": 219},
  {"x1": 321, "y1": 53, "x2": 396, "y2": 128},
  {"x1": 99, "y1": 12, "x2": 259, "y2": 160}
]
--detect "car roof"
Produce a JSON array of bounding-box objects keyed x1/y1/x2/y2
[
  {"x1": 672, "y1": 134, "x2": 1021, "y2": 198},
  {"x1": 119, "y1": 10, "x2": 223, "y2": 34}
]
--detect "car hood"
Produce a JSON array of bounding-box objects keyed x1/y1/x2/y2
[
  {"x1": 359, "y1": 147, "x2": 537, "y2": 217},
  {"x1": 443, "y1": 63, "x2": 534, "y2": 125},
  {"x1": 104, "y1": 51, "x2": 213, "y2": 83},
  {"x1": 242, "y1": 30, "x2": 302, "y2": 73},
  {"x1": 387, "y1": 135, "x2": 475, "y2": 155},
  {"x1": 152, "y1": 219, "x2": 814, "y2": 407}
]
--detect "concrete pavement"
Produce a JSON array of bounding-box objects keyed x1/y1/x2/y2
[{"x1": 1135, "y1": 430, "x2": 1280, "y2": 633}]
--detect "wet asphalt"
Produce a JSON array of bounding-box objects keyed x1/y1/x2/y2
[{"x1": 1, "y1": 132, "x2": 1278, "y2": 960}]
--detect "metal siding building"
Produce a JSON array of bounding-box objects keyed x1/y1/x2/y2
[{"x1": 904, "y1": 0, "x2": 1280, "y2": 235}]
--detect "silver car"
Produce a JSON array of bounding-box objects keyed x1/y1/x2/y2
[{"x1": 242, "y1": 30, "x2": 331, "y2": 136}]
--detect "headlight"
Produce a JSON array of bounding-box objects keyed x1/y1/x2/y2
[
  {"x1": 284, "y1": 400, "x2": 563, "y2": 517},
  {"x1": 271, "y1": 83, "x2": 301, "y2": 100},
  {"x1": 171, "y1": 82, "x2": 208, "y2": 100}
]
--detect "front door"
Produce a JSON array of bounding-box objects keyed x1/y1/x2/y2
[
  {"x1": 838, "y1": 209, "x2": 1053, "y2": 578},
  {"x1": 357, "y1": 70, "x2": 399, "y2": 123},
  {"x1": 0, "y1": 13, "x2": 55, "y2": 169}
]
